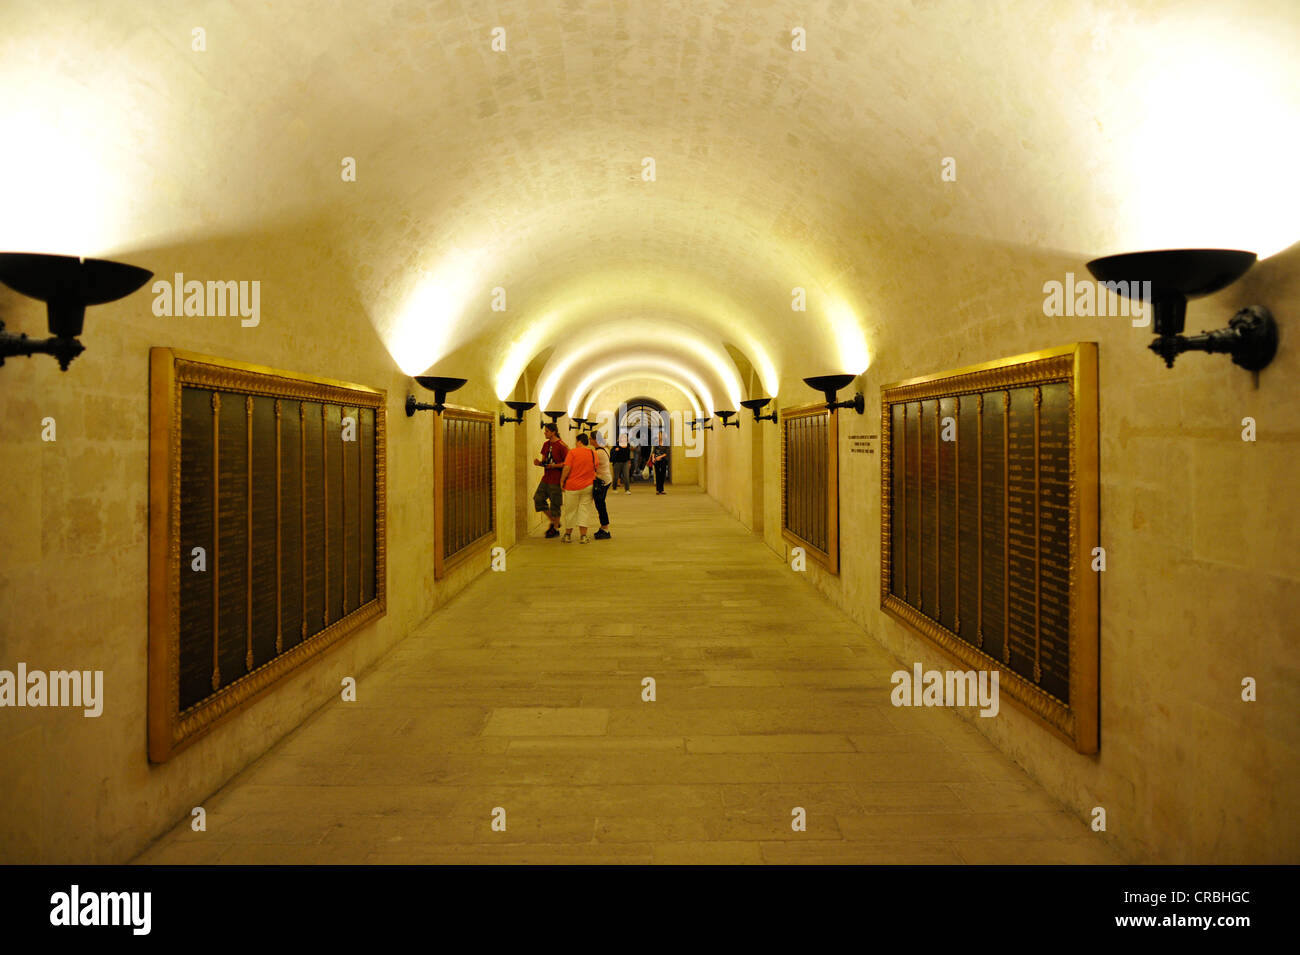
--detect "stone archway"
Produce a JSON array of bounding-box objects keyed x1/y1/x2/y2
[{"x1": 617, "y1": 396, "x2": 671, "y2": 484}]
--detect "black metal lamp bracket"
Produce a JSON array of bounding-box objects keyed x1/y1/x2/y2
[
  {"x1": 406, "y1": 394, "x2": 442, "y2": 416},
  {"x1": 0, "y1": 320, "x2": 85, "y2": 371},
  {"x1": 829, "y1": 393, "x2": 865, "y2": 415},
  {"x1": 1150, "y1": 305, "x2": 1278, "y2": 372}
]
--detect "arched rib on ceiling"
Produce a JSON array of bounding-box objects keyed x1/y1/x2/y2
[
  {"x1": 564, "y1": 348, "x2": 721, "y2": 423},
  {"x1": 535, "y1": 317, "x2": 744, "y2": 413},
  {"x1": 573, "y1": 358, "x2": 712, "y2": 419},
  {"x1": 578, "y1": 368, "x2": 704, "y2": 422},
  {"x1": 370, "y1": 201, "x2": 869, "y2": 394}
]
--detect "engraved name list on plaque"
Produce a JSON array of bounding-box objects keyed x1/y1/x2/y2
[{"x1": 880, "y1": 344, "x2": 1098, "y2": 752}]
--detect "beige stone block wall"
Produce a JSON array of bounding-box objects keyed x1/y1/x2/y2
[
  {"x1": 703, "y1": 409, "x2": 755, "y2": 529},
  {"x1": 711, "y1": 236, "x2": 1300, "y2": 863},
  {"x1": 0, "y1": 227, "x2": 517, "y2": 863}
]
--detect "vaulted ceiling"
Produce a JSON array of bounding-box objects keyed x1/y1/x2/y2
[{"x1": 3, "y1": 0, "x2": 1297, "y2": 411}]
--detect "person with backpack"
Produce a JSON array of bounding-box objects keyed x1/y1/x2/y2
[{"x1": 590, "y1": 430, "x2": 613, "y2": 539}]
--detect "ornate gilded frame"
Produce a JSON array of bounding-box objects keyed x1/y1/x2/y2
[
  {"x1": 433, "y1": 407, "x2": 497, "y2": 580},
  {"x1": 880, "y1": 343, "x2": 1098, "y2": 752},
  {"x1": 780, "y1": 401, "x2": 839, "y2": 574},
  {"x1": 148, "y1": 348, "x2": 387, "y2": 762}
]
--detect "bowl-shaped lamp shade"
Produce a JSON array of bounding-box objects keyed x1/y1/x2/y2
[
  {"x1": 803, "y1": 374, "x2": 857, "y2": 404},
  {"x1": 414, "y1": 376, "x2": 467, "y2": 398},
  {"x1": 1085, "y1": 249, "x2": 1256, "y2": 337},
  {"x1": 0, "y1": 252, "x2": 154, "y2": 337},
  {"x1": 740, "y1": 397, "x2": 778, "y2": 422},
  {"x1": 543, "y1": 409, "x2": 566, "y2": 422},
  {"x1": 505, "y1": 400, "x2": 536, "y2": 413}
]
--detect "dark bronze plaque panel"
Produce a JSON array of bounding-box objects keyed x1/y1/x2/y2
[
  {"x1": 1038, "y1": 382, "x2": 1071, "y2": 702},
  {"x1": 360, "y1": 407, "x2": 376, "y2": 605},
  {"x1": 342, "y1": 407, "x2": 359, "y2": 615},
  {"x1": 149, "y1": 349, "x2": 387, "y2": 762},
  {"x1": 215, "y1": 394, "x2": 248, "y2": 687},
  {"x1": 955, "y1": 397, "x2": 980, "y2": 646},
  {"x1": 979, "y1": 391, "x2": 1006, "y2": 664},
  {"x1": 890, "y1": 403, "x2": 905, "y2": 600},
  {"x1": 178, "y1": 388, "x2": 214, "y2": 712},
  {"x1": 278, "y1": 403, "x2": 303, "y2": 652},
  {"x1": 301, "y1": 403, "x2": 325, "y2": 636},
  {"x1": 937, "y1": 395, "x2": 958, "y2": 633},
  {"x1": 324, "y1": 404, "x2": 343, "y2": 625},
  {"x1": 904, "y1": 401, "x2": 920, "y2": 601},
  {"x1": 880, "y1": 344, "x2": 1098, "y2": 752},
  {"x1": 919, "y1": 399, "x2": 937, "y2": 615},
  {"x1": 250, "y1": 397, "x2": 279, "y2": 669},
  {"x1": 1006, "y1": 387, "x2": 1038, "y2": 681}
]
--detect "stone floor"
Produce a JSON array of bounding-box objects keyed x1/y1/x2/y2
[{"x1": 135, "y1": 485, "x2": 1118, "y2": 864}]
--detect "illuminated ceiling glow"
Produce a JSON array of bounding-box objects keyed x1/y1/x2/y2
[
  {"x1": 578, "y1": 368, "x2": 705, "y2": 421},
  {"x1": 1112, "y1": 24, "x2": 1300, "y2": 260},
  {"x1": 535, "y1": 320, "x2": 745, "y2": 412},
  {"x1": 4, "y1": 0, "x2": 1295, "y2": 399},
  {"x1": 492, "y1": 271, "x2": 786, "y2": 402}
]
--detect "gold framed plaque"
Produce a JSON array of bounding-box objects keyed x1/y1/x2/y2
[
  {"x1": 433, "y1": 407, "x2": 496, "y2": 579},
  {"x1": 880, "y1": 343, "x2": 1098, "y2": 752},
  {"x1": 148, "y1": 348, "x2": 387, "y2": 762},
  {"x1": 780, "y1": 402, "x2": 839, "y2": 574}
]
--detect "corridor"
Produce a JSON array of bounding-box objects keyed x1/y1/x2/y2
[{"x1": 135, "y1": 488, "x2": 1116, "y2": 865}]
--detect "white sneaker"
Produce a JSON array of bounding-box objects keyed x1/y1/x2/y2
[
  {"x1": 562, "y1": 531, "x2": 572, "y2": 543},
  {"x1": 579, "y1": 535, "x2": 590, "y2": 544},
  {"x1": 625, "y1": 489, "x2": 631, "y2": 494}
]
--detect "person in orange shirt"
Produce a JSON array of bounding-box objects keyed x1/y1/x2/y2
[{"x1": 559, "y1": 432, "x2": 598, "y2": 543}]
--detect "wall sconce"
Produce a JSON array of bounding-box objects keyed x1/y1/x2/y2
[
  {"x1": 543, "y1": 410, "x2": 566, "y2": 425},
  {"x1": 689, "y1": 416, "x2": 712, "y2": 433},
  {"x1": 714, "y1": 410, "x2": 739, "y2": 429},
  {"x1": 804, "y1": 374, "x2": 864, "y2": 414},
  {"x1": 405, "y1": 375, "x2": 466, "y2": 416},
  {"x1": 500, "y1": 400, "x2": 535, "y2": 426},
  {"x1": 568, "y1": 417, "x2": 590, "y2": 431},
  {"x1": 740, "y1": 397, "x2": 778, "y2": 423},
  {"x1": 1085, "y1": 249, "x2": 1278, "y2": 374},
  {"x1": 0, "y1": 252, "x2": 153, "y2": 372}
]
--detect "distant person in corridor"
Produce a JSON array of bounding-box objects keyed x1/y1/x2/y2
[
  {"x1": 650, "y1": 433, "x2": 670, "y2": 494},
  {"x1": 610, "y1": 434, "x2": 633, "y2": 493},
  {"x1": 533, "y1": 422, "x2": 567, "y2": 538}
]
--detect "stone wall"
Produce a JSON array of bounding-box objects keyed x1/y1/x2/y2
[
  {"x1": 0, "y1": 227, "x2": 518, "y2": 863},
  {"x1": 713, "y1": 236, "x2": 1300, "y2": 863}
]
